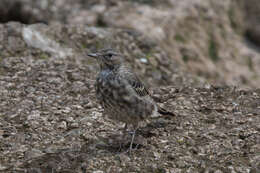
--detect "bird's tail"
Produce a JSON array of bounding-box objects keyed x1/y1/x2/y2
[{"x1": 157, "y1": 105, "x2": 175, "y2": 116}]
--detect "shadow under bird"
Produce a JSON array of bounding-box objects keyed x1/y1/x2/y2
[{"x1": 88, "y1": 49, "x2": 174, "y2": 153}]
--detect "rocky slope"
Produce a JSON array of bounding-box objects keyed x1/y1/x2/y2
[
  {"x1": 1, "y1": 0, "x2": 259, "y2": 88},
  {"x1": 0, "y1": 22, "x2": 259, "y2": 173}
]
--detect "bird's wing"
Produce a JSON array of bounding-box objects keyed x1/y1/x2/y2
[
  {"x1": 118, "y1": 67, "x2": 150, "y2": 97},
  {"x1": 128, "y1": 77, "x2": 150, "y2": 97}
]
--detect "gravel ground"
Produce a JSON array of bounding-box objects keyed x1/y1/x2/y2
[{"x1": 0, "y1": 22, "x2": 259, "y2": 172}]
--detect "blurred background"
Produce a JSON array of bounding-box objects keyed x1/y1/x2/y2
[{"x1": 0, "y1": 0, "x2": 259, "y2": 88}]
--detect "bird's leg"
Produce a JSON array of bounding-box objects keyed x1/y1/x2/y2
[
  {"x1": 128, "y1": 124, "x2": 138, "y2": 154},
  {"x1": 129, "y1": 129, "x2": 136, "y2": 154}
]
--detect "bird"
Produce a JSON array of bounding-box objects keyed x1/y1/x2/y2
[{"x1": 88, "y1": 48, "x2": 174, "y2": 153}]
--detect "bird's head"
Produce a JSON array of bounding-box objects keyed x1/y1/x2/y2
[{"x1": 88, "y1": 49, "x2": 123, "y2": 70}]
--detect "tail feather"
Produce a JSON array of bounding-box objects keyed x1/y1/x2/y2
[{"x1": 157, "y1": 105, "x2": 175, "y2": 116}]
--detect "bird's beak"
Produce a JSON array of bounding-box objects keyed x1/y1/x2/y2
[{"x1": 87, "y1": 53, "x2": 99, "y2": 58}]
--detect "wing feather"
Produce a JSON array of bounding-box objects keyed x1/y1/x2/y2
[
  {"x1": 118, "y1": 66, "x2": 150, "y2": 97},
  {"x1": 129, "y1": 78, "x2": 149, "y2": 97}
]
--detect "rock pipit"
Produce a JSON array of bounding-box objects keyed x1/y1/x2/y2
[{"x1": 88, "y1": 49, "x2": 174, "y2": 153}]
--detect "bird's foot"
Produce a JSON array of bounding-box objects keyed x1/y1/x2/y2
[{"x1": 126, "y1": 130, "x2": 138, "y2": 154}]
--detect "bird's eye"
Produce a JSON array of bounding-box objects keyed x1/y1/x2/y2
[{"x1": 106, "y1": 53, "x2": 113, "y2": 58}]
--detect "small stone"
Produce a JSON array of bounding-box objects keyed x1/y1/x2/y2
[
  {"x1": 57, "y1": 121, "x2": 67, "y2": 129},
  {"x1": 72, "y1": 105, "x2": 83, "y2": 109},
  {"x1": 85, "y1": 101, "x2": 94, "y2": 109},
  {"x1": 140, "y1": 57, "x2": 148, "y2": 64},
  {"x1": 0, "y1": 164, "x2": 8, "y2": 171},
  {"x1": 93, "y1": 171, "x2": 104, "y2": 173},
  {"x1": 66, "y1": 116, "x2": 74, "y2": 122},
  {"x1": 0, "y1": 130, "x2": 4, "y2": 138},
  {"x1": 169, "y1": 168, "x2": 182, "y2": 173},
  {"x1": 153, "y1": 152, "x2": 161, "y2": 160},
  {"x1": 176, "y1": 160, "x2": 186, "y2": 168},
  {"x1": 118, "y1": 154, "x2": 130, "y2": 166},
  {"x1": 62, "y1": 107, "x2": 71, "y2": 113},
  {"x1": 70, "y1": 122, "x2": 79, "y2": 128},
  {"x1": 25, "y1": 149, "x2": 44, "y2": 159},
  {"x1": 45, "y1": 146, "x2": 59, "y2": 153},
  {"x1": 27, "y1": 110, "x2": 41, "y2": 120}
]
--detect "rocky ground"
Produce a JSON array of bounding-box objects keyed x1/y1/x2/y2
[
  {"x1": 0, "y1": 0, "x2": 260, "y2": 173},
  {"x1": 1, "y1": 0, "x2": 260, "y2": 88}
]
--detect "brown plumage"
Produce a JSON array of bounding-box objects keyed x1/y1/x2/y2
[{"x1": 88, "y1": 49, "x2": 174, "y2": 152}]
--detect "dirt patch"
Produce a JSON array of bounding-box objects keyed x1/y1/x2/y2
[{"x1": 0, "y1": 22, "x2": 259, "y2": 172}]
